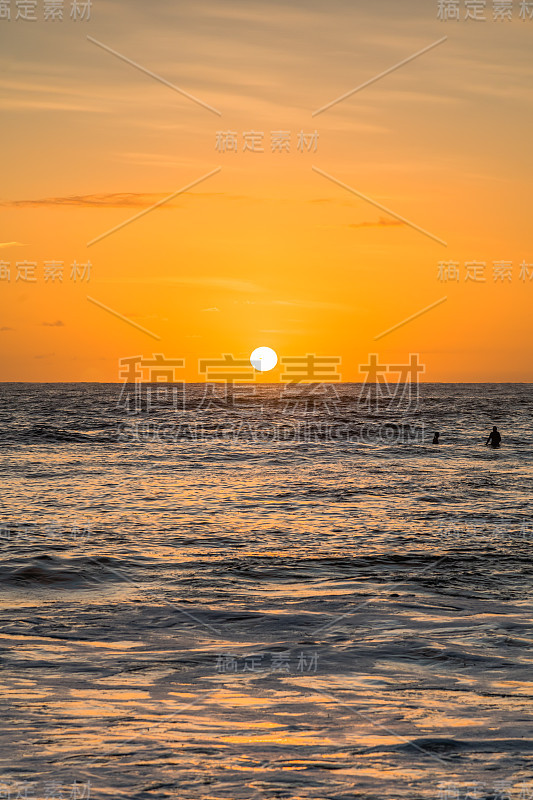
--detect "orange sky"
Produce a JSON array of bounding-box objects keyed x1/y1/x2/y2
[{"x1": 1, "y1": 0, "x2": 532, "y2": 381}]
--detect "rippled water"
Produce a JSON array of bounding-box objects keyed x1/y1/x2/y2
[{"x1": 0, "y1": 384, "x2": 532, "y2": 800}]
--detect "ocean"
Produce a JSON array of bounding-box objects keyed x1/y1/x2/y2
[{"x1": 0, "y1": 383, "x2": 531, "y2": 800}]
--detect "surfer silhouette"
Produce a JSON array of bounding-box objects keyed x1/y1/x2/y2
[
  {"x1": 432, "y1": 432, "x2": 440, "y2": 444},
  {"x1": 485, "y1": 426, "x2": 501, "y2": 448}
]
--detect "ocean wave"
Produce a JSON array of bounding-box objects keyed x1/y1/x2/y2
[
  {"x1": 2, "y1": 425, "x2": 116, "y2": 444},
  {"x1": 0, "y1": 554, "x2": 130, "y2": 587}
]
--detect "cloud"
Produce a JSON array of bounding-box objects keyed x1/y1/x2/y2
[
  {"x1": 201, "y1": 307, "x2": 221, "y2": 312},
  {"x1": 3, "y1": 192, "x2": 166, "y2": 209},
  {"x1": 1, "y1": 191, "x2": 248, "y2": 209},
  {"x1": 235, "y1": 297, "x2": 348, "y2": 310},
  {"x1": 259, "y1": 328, "x2": 304, "y2": 335},
  {"x1": 0, "y1": 326, "x2": 14, "y2": 332},
  {"x1": 41, "y1": 320, "x2": 65, "y2": 328},
  {"x1": 271, "y1": 299, "x2": 348, "y2": 311},
  {"x1": 0, "y1": 241, "x2": 25, "y2": 249},
  {"x1": 100, "y1": 275, "x2": 264, "y2": 292},
  {"x1": 0, "y1": 97, "x2": 110, "y2": 113},
  {"x1": 127, "y1": 313, "x2": 169, "y2": 321},
  {"x1": 174, "y1": 277, "x2": 263, "y2": 293},
  {"x1": 348, "y1": 217, "x2": 405, "y2": 229}
]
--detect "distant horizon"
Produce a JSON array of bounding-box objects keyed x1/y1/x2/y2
[{"x1": 2, "y1": 381, "x2": 532, "y2": 386}]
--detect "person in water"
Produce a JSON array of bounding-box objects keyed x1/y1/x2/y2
[
  {"x1": 486, "y1": 426, "x2": 502, "y2": 447},
  {"x1": 432, "y1": 432, "x2": 440, "y2": 444}
]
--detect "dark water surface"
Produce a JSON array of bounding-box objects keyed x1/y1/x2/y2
[{"x1": 0, "y1": 384, "x2": 532, "y2": 799}]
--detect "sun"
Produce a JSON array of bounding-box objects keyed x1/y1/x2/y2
[{"x1": 250, "y1": 346, "x2": 278, "y2": 372}]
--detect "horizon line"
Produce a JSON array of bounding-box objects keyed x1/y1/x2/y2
[{"x1": 0, "y1": 381, "x2": 531, "y2": 386}]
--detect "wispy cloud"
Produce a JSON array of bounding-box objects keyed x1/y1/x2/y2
[
  {"x1": 259, "y1": 328, "x2": 304, "y2": 335},
  {"x1": 0, "y1": 326, "x2": 14, "y2": 332},
  {"x1": 313, "y1": 166, "x2": 447, "y2": 247},
  {"x1": 2, "y1": 191, "x2": 248, "y2": 209},
  {"x1": 312, "y1": 35, "x2": 447, "y2": 116},
  {"x1": 118, "y1": 152, "x2": 198, "y2": 169},
  {"x1": 0, "y1": 99, "x2": 108, "y2": 113},
  {"x1": 99, "y1": 275, "x2": 264, "y2": 293},
  {"x1": 236, "y1": 298, "x2": 349, "y2": 310},
  {"x1": 3, "y1": 192, "x2": 173, "y2": 209},
  {"x1": 178, "y1": 277, "x2": 263, "y2": 293},
  {"x1": 348, "y1": 217, "x2": 405, "y2": 229},
  {"x1": 0, "y1": 241, "x2": 26, "y2": 249},
  {"x1": 87, "y1": 168, "x2": 221, "y2": 247},
  {"x1": 201, "y1": 307, "x2": 221, "y2": 313},
  {"x1": 41, "y1": 320, "x2": 65, "y2": 328},
  {"x1": 271, "y1": 299, "x2": 348, "y2": 311},
  {"x1": 127, "y1": 313, "x2": 168, "y2": 322}
]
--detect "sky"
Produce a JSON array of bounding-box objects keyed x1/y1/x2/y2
[{"x1": 1, "y1": 0, "x2": 532, "y2": 382}]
